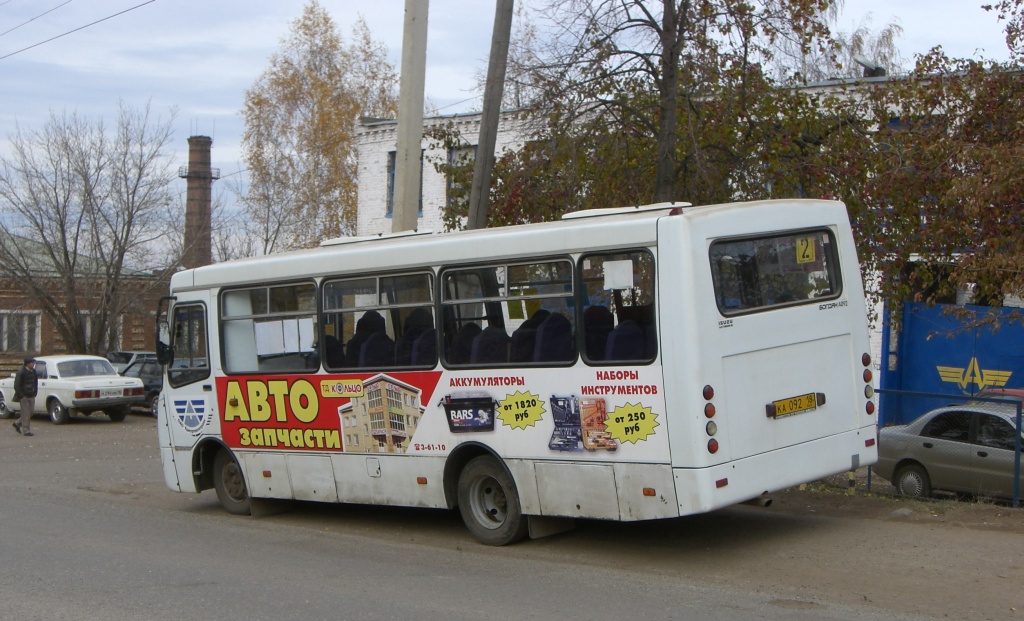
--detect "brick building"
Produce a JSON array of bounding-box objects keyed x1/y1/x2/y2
[{"x1": 0, "y1": 248, "x2": 167, "y2": 376}]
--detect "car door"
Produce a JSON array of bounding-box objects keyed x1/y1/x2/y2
[
  {"x1": 33, "y1": 361, "x2": 50, "y2": 414},
  {"x1": 970, "y1": 413, "x2": 1022, "y2": 498},
  {"x1": 917, "y1": 411, "x2": 974, "y2": 493}
]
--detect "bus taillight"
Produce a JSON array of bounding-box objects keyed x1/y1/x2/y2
[
  {"x1": 707, "y1": 438, "x2": 719, "y2": 454},
  {"x1": 862, "y1": 353, "x2": 871, "y2": 367},
  {"x1": 703, "y1": 385, "x2": 714, "y2": 400}
]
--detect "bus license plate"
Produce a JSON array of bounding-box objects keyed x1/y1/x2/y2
[{"x1": 771, "y1": 393, "x2": 816, "y2": 418}]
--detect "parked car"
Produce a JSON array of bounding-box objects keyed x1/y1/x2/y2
[
  {"x1": 876, "y1": 400, "x2": 1023, "y2": 500},
  {"x1": 120, "y1": 355, "x2": 162, "y2": 417},
  {"x1": 0, "y1": 355, "x2": 146, "y2": 424},
  {"x1": 105, "y1": 351, "x2": 155, "y2": 374}
]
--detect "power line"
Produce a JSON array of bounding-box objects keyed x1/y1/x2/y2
[
  {"x1": 0, "y1": 0, "x2": 75, "y2": 39},
  {"x1": 0, "y1": 0, "x2": 158, "y2": 62}
]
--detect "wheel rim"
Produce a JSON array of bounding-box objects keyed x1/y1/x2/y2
[
  {"x1": 468, "y1": 474, "x2": 508, "y2": 530},
  {"x1": 221, "y1": 461, "x2": 247, "y2": 503},
  {"x1": 899, "y1": 471, "x2": 924, "y2": 497},
  {"x1": 0, "y1": 398, "x2": 7, "y2": 416},
  {"x1": 50, "y1": 402, "x2": 63, "y2": 421}
]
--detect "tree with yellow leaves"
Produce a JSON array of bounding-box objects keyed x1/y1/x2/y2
[{"x1": 241, "y1": 2, "x2": 397, "y2": 252}]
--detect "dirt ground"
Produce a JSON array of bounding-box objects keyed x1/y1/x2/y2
[
  {"x1": 1, "y1": 416, "x2": 1021, "y2": 620},
  {"x1": 778, "y1": 470, "x2": 1024, "y2": 535}
]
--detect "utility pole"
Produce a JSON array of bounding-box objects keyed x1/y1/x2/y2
[
  {"x1": 466, "y1": 0, "x2": 514, "y2": 230},
  {"x1": 392, "y1": 0, "x2": 429, "y2": 233}
]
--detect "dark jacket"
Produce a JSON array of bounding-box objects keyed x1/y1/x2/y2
[{"x1": 14, "y1": 364, "x2": 38, "y2": 400}]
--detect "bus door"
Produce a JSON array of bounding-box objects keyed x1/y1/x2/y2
[{"x1": 160, "y1": 294, "x2": 216, "y2": 454}]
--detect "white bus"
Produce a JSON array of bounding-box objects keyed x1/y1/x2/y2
[{"x1": 155, "y1": 199, "x2": 878, "y2": 545}]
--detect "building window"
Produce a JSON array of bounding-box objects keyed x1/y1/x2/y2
[
  {"x1": 1, "y1": 312, "x2": 41, "y2": 352},
  {"x1": 79, "y1": 312, "x2": 122, "y2": 352},
  {"x1": 386, "y1": 150, "x2": 424, "y2": 217}
]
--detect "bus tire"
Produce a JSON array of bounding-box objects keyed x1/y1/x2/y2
[
  {"x1": 894, "y1": 463, "x2": 931, "y2": 499},
  {"x1": 457, "y1": 455, "x2": 528, "y2": 546},
  {"x1": 213, "y1": 449, "x2": 252, "y2": 516}
]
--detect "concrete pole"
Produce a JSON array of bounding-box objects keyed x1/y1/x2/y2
[
  {"x1": 466, "y1": 0, "x2": 514, "y2": 230},
  {"x1": 392, "y1": 0, "x2": 429, "y2": 233}
]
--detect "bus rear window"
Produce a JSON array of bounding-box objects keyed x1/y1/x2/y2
[{"x1": 710, "y1": 229, "x2": 841, "y2": 315}]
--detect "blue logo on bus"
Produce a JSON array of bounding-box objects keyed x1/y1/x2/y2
[{"x1": 173, "y1": 398, "x2": 209, "y2": 435}]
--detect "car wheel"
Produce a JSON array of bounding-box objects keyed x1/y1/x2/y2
[
  {"x1": 147, "y1": 393, "x2": 159, "y2": 418},
  {"x1": 894, "y1": 463, "x2": 932, "y2": 498},
  {"x1": 0, "y1": 394, "x2": 9, "y2": 419},
  {"x1": 457, "y1": 455, "x2": 529, "y2": 546},
  {"x1": 213, "y1": 449, "x2": 252, "y2": 516},
  {"x1": 48, "y1": 399, "x2": 70, "y2": 425},
  {"x1": 107, "y1": 406, "x2": 129, "y2": 422}
]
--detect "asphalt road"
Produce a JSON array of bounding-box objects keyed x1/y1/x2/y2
[{"x1": 0, "y1": 413, "x2": 1015, "y2": 621}]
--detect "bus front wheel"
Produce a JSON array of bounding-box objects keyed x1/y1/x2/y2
[
  {"x1": 213, "y1": 449, "x2": 252, "y2": 515},
  {"x1": 457, "y1": 455, "x2": 528, "y2": 546}
]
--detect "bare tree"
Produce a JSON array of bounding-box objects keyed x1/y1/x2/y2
[{"x1": 0, "y1": 101, "x2": 176, "y2": 354}]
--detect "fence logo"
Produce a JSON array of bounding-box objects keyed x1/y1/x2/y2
[
  {"x1": 173, "y1": 398, "x2": 210, "y2": 435},
  {"x1": 936, "y1": 357, "x2": 1012, "y2": 392}
]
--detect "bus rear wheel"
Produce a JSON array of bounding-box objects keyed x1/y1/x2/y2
[
  {"x1": 213, "y1": 449, "x2": 252, "y2": 515},
  {"x1": 457, "y1": 455, "x2": 528, "y2": 546}
]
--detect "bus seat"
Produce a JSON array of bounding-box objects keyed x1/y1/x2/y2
[
  {"x1": 605, "y1": 319, "x2": 644, "y2": 361},
  {"x1": 471, "y1": 326, "x2": 511, "y2": 364},
  {"x1": 645, "y1": 323, "x2": 658, "y2": 359},
  {"x1": 323, "y1": 334, "x2": 344, "y2": 368},
  {"x1": 411, "y1": 328, "x2": 437, "y2": 366},
  {"x1": 533, "y1": 312, "x2": 574, "y2": 362},
  {"x1": 448, "y1": 322, "x2": 481, "y2": 364},
  {"x1": 345, "y1": 310, "x2": 386, "y2": 367},
  {"x1": 509, "y1": 309, "x2": 549, "y2": 362},
  {"x1": 395, "y1": 308, "x2": 433, "y2": 366},
  {"x1": 359, "y1": 331, "x2": 395, "y2": 368},
  {"x1": 583, "y1": 305, "x2": 614, "y2": 361}
]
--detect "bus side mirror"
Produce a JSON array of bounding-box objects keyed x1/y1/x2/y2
[
  {"x1": 156, "y1": 339, "x2": 173, "y2": 366},
  {"x1": 155, "y1": 295, "x2": 175, "y2": 367}
]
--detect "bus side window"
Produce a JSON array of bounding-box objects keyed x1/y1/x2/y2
[
  {"x1": 322, "y1": 272, "x2": 434, "y2": 371},
  {"x1": 579, "y1": 250, "x2": 656, "y2": 364},
  {"x1": 441, "y1": 259, "x2": 575, "y2": 368}
]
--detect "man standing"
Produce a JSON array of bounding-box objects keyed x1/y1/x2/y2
[{"x1": 13, "y1": 356, "x2": 38, "y2": 437}]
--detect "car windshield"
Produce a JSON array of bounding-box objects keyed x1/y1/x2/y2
[{"x1": 58, "y1": 359, "x2": 117, "y2": 377}]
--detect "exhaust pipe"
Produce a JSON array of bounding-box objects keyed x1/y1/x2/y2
[{"x1": 743, "y1": 494, "x2": 773, "y2": 507}]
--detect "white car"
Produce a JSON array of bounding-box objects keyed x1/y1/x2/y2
[{"x1": 0, "y1": 355, "x2": 146, "y2": 424}]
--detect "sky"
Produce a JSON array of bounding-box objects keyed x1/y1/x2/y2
[{"x1": 0, "y1": 0, "x2": 1015, "y2": 203}]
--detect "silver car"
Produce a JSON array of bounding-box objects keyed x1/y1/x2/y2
[{"x1": 876, "y1": 400, "x2": 1023, "y2": 499}]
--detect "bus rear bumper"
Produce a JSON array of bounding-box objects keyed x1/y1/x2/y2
[{"x1": 673, "y1": 425, "x2": 878, "y2": 515}]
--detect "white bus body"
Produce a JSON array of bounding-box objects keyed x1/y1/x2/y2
[{"x1": 156, "y1": 199, "x2": 877, "y2": 545}]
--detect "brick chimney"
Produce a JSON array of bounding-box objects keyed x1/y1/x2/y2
[{"x1": 178, "y1": 136, "x2": 219, "y2": 268}]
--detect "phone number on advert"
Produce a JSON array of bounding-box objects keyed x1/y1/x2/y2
[{"x1": 413, "y1": 444, "x2": 447, "y2": 451}]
